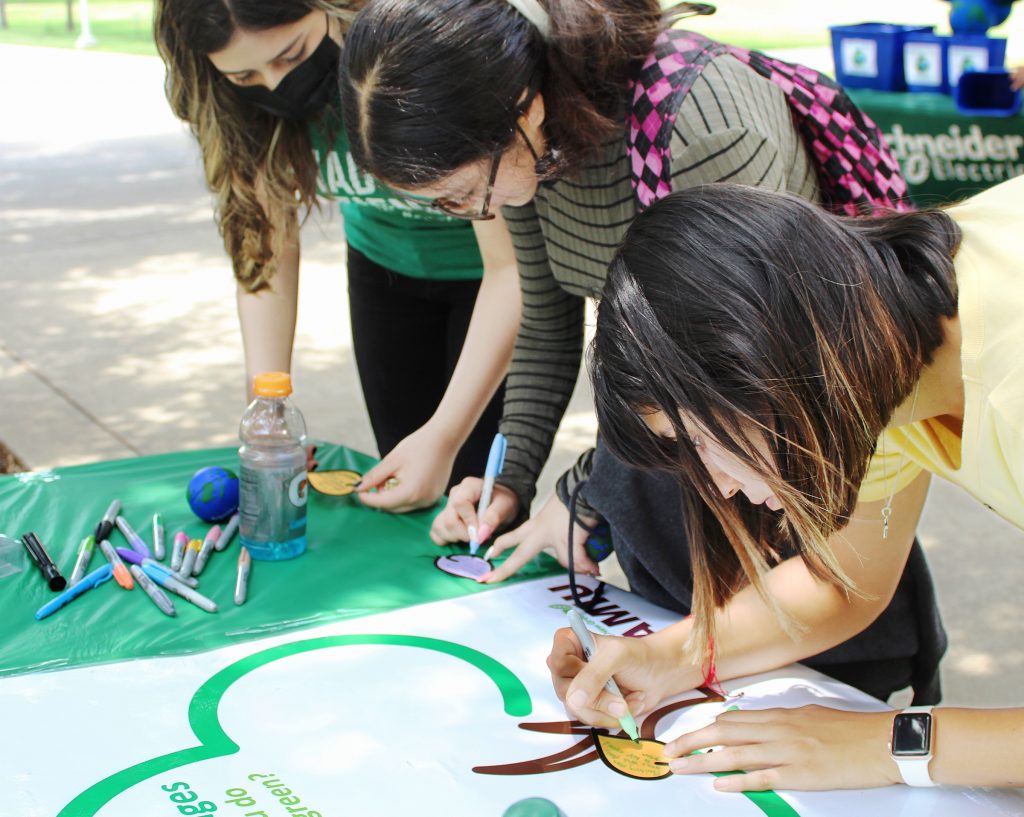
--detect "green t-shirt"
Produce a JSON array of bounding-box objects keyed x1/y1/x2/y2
[{"x1": 309, "y1": 108, "x2": 483, "y2": 281}]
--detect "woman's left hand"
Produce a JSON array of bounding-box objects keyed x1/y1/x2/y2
[
  {"x1": 479, "y1": 492, "x2": 599, "y2": 583},
  {"x1": 664, "y1": 705, "x2": 901, "y2": 791}
]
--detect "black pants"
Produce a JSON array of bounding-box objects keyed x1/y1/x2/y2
[
  {"x1": 583, "y1": 441, "x2": 947, "y2": 704},
  {"x1": 347, "y1": 246, "x2": 506, "y2": 489}
]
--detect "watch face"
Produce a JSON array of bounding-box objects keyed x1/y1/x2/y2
[{"x1": 892, "y1": 712, "x2": 932, "y2": 756}]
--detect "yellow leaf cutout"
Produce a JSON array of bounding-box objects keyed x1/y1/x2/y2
[
  {"x1": 307, "y1": 470, "x2": 362, "y2": 496},
  {"x1": 593, "y1": 731, "x2": 672, "y2": 780}
]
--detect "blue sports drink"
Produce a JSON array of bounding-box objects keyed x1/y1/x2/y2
[{"x1": 238, "y1": 372, "x2": 308, "y2": 561}]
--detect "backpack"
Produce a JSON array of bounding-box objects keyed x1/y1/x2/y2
[{"x1": 627, "y1": 30, "x2": 913, "y2": 214}]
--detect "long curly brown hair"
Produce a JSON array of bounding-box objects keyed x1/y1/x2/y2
[{"x1": 154, "y1": 0, "x2": 362, "y2": 292}]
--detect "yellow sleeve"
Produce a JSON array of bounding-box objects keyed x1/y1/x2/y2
[{"x1": 858, "y1": 428, "x2": 925, "y2": 504}]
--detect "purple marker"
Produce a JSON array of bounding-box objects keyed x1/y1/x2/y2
[
  {"x1": 115, "y1": 546, "x2": 146, "y2": 566},
  {"x1": 115, "y1": 516, "x2": 151, "y2": 560}
]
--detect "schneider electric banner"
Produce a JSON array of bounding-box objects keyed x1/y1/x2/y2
[{"x1": 848, "y1": 88, "x2": 1024, "y2": 205}]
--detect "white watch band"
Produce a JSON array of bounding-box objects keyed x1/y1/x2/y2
[{"x1": 893, "y1": 705, "x2": 936, "y2": 787}]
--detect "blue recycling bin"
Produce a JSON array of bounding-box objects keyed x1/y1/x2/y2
[
  {"x1": 955, "y1": 68, "x2": 1022, "y2": 116},
  {"x1": 830, "y1": 23, "x2": 934, "y2": 91}
]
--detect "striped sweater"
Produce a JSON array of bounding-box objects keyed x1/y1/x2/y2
[{"x1": 497, "y1": 52, "x2": 820, "y2": 511}]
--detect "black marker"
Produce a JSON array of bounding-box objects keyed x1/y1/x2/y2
[
  {"x1": 21, "y1": 532, "x2": 67, "y2": 591},
  {"x1": 92, "y1": 499, "x2": 121, "y2": 545}
]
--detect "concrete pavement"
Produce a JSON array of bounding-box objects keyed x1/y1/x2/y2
[{"x1": 1, "y1": 43, "x2": 1022, "y2": 709}]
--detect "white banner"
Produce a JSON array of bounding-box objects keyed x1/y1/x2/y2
[{"x1": 4, "y1": 578, "x2": 1022, "y2": 817}]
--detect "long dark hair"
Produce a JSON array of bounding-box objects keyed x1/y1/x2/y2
[
  {"x1": 591, "y1": 183, "x2": 960, "y2": 657},
  {"x1": 340, "y1": 0, "x2": 684, "y2": 187},
  {"x1": 154, "y1": 0, "x2": 360, "y2": 292}
]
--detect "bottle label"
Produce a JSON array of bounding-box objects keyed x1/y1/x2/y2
[{"x1": 239, "y1": 464, "x2": 308, "y2": 545}]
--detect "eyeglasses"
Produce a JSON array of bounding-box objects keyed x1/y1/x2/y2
[
  {"x1": 399, "y1": 149, "x2": 502, "y2": 222},
  {"x1": 397, "y1": 110, "x2": 539, "y2": 221}
]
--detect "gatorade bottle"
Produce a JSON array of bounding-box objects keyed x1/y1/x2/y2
[{"x1": 238, "y1": 372, "x2": 308, "y2": 560}]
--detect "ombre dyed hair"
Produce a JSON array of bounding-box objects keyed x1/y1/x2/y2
[
  {"x1": 591, "y1": 183, "x2": 960, "y2": 658},
  {"x1": 154, "y1": 0, "x2": 361, "y2": 292}
]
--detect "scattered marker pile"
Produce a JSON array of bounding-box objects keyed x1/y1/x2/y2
[{"x1": 13, "y1": 499, "x2": 251, "y2": 621}]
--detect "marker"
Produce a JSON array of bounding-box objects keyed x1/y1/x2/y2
[
  {"x1": 68, "y1": 534, "x2": 96, "y2": 586},
  {"x1": 92, "y1": 499, "x2": 121, "y2": 545},
  {"x1": 142, "y1": 557, "x2": 199, "y2": 588},
  {"x1": 565, "y1": 608, "x2": 640, "y2": 742},
  {"x1": 129, "y1": 565, "x2": 176, "y2": 617},
  {"x1": 35, "y1": 564, "x2": 113, "y2": 620},
  {"x1": 115, "y1": 546, "x2": 145, "y2": 566},
  {"x1": 21, "y1": 532, "x2": 67, "y2": 591},
  {"x1": 178, "y1": 539, "x2": 201, "y2": 578},
  {"x1": 98, "y1": 539, "x2": 134, "y2": 590},
  {"x1": 215, "y1": 513, "x2": 239, "y2": 551},
  {"x1": 469, "y1": 433, "x2": 507, "y2": 555},
  {"x1": 115, "y1": 515, "x2": 151, "y2": 560},
  {"x1": 141, "y1": 564, "x2": 218, "y2": 613},
  {"x1": 170, "y1": 531, "x2": 187, "y2": 572},
  {"x1": 234, "y1": 546, "x2": 251, "y2": 605},
  {"x1": 193, "y1": 525, "x2": 221, "y2": 576},
  {"x1": 152, "y1": 514, "x2": 165, "y2": 560}
]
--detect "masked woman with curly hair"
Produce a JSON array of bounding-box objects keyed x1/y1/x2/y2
[
  {"x1": 550, "y1": 177, "x2": 1024, "y2": 790},
  {"x1": 154, "y1": 0, "x2": 520, "y2": 508}
]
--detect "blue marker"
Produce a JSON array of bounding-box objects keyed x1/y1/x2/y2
[
  {"x1": 469, "y1": 433, "x2": 507, "y2": 556},
  {"x1": 35, "y1": 563, "x2": 113, "y2": 620}
]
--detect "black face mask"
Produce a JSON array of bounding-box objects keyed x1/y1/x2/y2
[{"x1": 233, "y1": 32, "x2": 340, "y2": 122}]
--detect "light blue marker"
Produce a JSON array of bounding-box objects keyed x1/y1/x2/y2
[
  {"x1": 469, "y1": 433, "x2": 507, "y2": 556},
  {"x1": 35, "y1": 563, "x2": 113, "y2": 620},
  {"x1": 141, "y1": 557, "x2": 198, "y2": 589}
]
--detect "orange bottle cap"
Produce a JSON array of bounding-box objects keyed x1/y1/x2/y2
[{"x1": 253, "y1": 372, "x2": 293, "y2": 397}]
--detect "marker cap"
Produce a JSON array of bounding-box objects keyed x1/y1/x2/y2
[{"x1": 21, "y1": 532, "x2": 67, "y2": 591}]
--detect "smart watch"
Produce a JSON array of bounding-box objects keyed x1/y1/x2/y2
[{"x1": 890, "y1": 705, "x2": 936, "y2": 787}]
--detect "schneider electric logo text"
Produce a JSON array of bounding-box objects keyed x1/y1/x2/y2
[{"x1": 885, "y1": 124, "x2": 1024, "y2": 186}]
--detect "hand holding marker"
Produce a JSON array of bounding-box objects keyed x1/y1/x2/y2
[
  {"x1": 468, "y1": 433, "x2": 507, "y2": 556},
  {"x1": 565, "y1": 609, "x2": 640, "y2": 742}
]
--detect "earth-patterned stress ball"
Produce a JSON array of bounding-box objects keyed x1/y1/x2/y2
[{"x1": 187, "y1": 466, "x2": 240, "y2": 522}]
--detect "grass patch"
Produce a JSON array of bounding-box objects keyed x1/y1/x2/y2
[{"x1": 0, "y1": 0, "x2": 156, "y2": 56}]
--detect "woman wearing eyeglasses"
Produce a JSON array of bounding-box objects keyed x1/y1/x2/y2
[
  {"x1": 340, "y1": 0, "x2": 907, "y2": 559},
  {"x1": 551, "y1": 177, "x2": 1024, "y2": 790},
  {"x1": 338, "y1": 0, "x2": 953, "y2": 708},
  {"x1": 154, "y1": 0, "x2": 520, "y2": 506}
]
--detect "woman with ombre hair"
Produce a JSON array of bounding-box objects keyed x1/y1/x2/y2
[{"x1": 550, "y1": 177, "x2": 1024, "y2": 791}]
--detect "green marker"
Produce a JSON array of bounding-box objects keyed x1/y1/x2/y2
[
  {"x1": 566, "y1": 608, "x2": 640, "y2": 742},
  {"x1": 68, "y1": 534, "x2": 96, "y2": 586}
]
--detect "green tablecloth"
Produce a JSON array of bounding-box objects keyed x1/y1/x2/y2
[
  {"x1": 849, "y1": 88, "x2": 1024, "y2": 206},
  {"x1": 0, "y1": 444, "x2": 558, "y2": 678}
]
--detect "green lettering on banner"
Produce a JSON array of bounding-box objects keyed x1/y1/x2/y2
[{"x1": 56, "y1": 636, "x2": 532, "y2": 817}]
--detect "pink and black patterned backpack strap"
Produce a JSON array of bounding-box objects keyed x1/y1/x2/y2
[
  {"x1": 626, "y1": 30, "x2": 912, "y2": 214},
  {"x1": 724, "y1": 44, "x2": 913, "y2": 214},
  {"x1": 626, "y1": 31, "x2": 730, "y2": 210}
]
